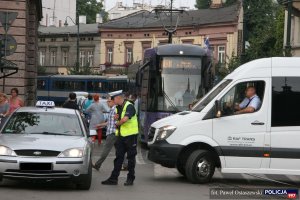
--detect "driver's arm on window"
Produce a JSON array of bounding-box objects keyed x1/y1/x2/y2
[{"x1": 235, "y1": 106, "x2": 255, "y2": 114}]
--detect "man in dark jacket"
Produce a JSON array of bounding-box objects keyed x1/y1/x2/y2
[{"x1": 62, "y1": 92, "x2": 79, "y2": 110}]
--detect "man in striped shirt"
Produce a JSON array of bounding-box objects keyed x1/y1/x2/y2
[{"x1": 92, "y1": 96, "x2": 117, "y2": 171}]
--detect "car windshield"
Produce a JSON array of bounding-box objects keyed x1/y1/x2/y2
[
  {"x1": 2, "y1": 112, "x2": 83, "y2": 136},
  {"x1": 192, "y1": 79, "x2": 232, "y2": 112}
]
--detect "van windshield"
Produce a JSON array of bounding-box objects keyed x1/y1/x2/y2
[{"x1": 192, "y1": 79, "x2": 232, "y2": 112}]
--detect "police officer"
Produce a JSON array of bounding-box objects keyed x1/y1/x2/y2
[{"x1": 102, "y1": 90, "x2": 138, "y2": 186}]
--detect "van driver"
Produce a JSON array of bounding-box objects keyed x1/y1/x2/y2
[{"x1": 234, "y1": 86, "x2": 261, "y2": 114}]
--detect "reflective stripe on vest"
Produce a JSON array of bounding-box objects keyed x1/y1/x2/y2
[{"x1": 116, "y1": 101, "x2": 138, "y2": 137}]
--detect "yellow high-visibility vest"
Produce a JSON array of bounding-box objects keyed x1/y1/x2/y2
[{"x1": 116, "y1": 101, "x2": 138, "y2": 137}]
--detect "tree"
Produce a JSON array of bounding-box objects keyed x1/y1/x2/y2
[
  {"x1": 223, "y1": 0, "x2": 238, "y2": 7},
  {"x1": 195, "y1": 0, "x2": 211, "y2": 9},
  {"x1": 77, "y1": 0, "x2": 108, "y2": 24},
  {"x1": 243, "y1": 1, "x2": 284, "y2": 62},
  {"x1": 68, "y1": 62, "x2": 95, "y2": 75}
]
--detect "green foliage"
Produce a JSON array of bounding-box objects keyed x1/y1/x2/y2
[
  {"x1": 243, "y1": 0, "x2": 284, "y2": 62},
  {"x1": 37, "y1": 65, "x2": 47, "y2": 75},
  {"x1": 68, "y1": 62, "x2": 95, "y2": 75},
  {"x1": 223, "y1": 0, "x2": 238, "y2": 6},
  {"x1": 216, "y1": 52, "x2": 241, "y2": 79},
  {"x1": 195, "y1": 0, "x2": 211, "y2": 9},
  {"x1": 77, "y1": 0, "x2": 108, "y2": 24}
]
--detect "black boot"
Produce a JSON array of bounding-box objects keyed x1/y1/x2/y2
[
  {"x1": 124, "y1": 179, "x2": 134, "y2": 186},
  {"x1": 92, "y1": 163, "x2": 100, "y2": 171},
  {"x1": 102, "y1": 178, "x2": 118, "y2": 185}
]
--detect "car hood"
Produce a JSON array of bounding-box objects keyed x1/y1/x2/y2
[
  {"x1": 151, "y1": 111, "x2": 206, "y2": 129},
  {"x1": 0, "y1": 134, "x2": 87, "y2": 151}
]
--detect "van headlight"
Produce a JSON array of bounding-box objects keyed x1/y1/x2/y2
[
  {"x1": 0, "y1": 145, "x2": 16, "y2": 156},
  {"x1": 156, "y1": 125, "x2": 177, "y2": 141},
  {"x1": 58, "y1": 148, "x2": 84, "y2": 158}
]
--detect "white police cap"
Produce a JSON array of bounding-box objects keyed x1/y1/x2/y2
[{"x1": 108, "y1": 90, "x2": 123, "y2": 97}]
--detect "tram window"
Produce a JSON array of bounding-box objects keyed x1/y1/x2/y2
[
  {"x1": 87, "y1": 81, "x2": 95, "y2": 92},
  {"x1": 37, "y1": 80, "x2": 46, "y2": 90},
  {"x1": 53, "y1": 81, "x2": 65, "y2": 90},
  {"x1": 73, "y1": 81, "x2": 85, "y2": 90}
]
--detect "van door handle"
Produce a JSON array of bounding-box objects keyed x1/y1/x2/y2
[{"x1": 251, "y1": 121, "x2": 265, "y2": 125}]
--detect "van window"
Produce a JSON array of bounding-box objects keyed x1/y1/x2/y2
[
  {"x1": 218, "y1": 81, "x2": 265, "y2": 117},
  {"x1": 192, "y1": 79, "x2": 232, "y2": 112},
  {"x1": 272, "y1": 77, "x2": 300, "y2": 127}
]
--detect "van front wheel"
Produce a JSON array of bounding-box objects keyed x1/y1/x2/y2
[{"x1": 185, "y1": 150, "x2": 215, "y2": 184}]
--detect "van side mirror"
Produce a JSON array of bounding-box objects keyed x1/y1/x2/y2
[{"x1": 215, "y1": 100, "x2": 221, "y2": 118}]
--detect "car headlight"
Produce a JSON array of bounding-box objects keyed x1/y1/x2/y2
[
  {"x1": 156, "y1": 125, "x2": 177, "y2": 141},
  {"x1": 0, "y1": 145, "x2": 16, "y2": 156},
  {"x1": 58, "y1": 148, "x2": 84, "y2": 158}
]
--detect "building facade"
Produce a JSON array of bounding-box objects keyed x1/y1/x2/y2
[
  {"x1": 99, "y1": 2, "x2": 243, "y2": 70},
  {"x1": 40, "y1": 0, "x2": 76, "y2": 27},
  {"x1": 0, "y1": 0, "x2": 42, "y2": 105},
  {"x1": 281, "y1": 0, "x2": 300, "y2": 56},
  {"x1": 107, "y1": 1, "x2": 154, "y2": 20},
  {"x1": 38, "y1": 23, "x2": 101, "y2": 75}
]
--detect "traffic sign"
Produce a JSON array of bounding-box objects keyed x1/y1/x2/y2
[
  {"x1": 0, "y1": 12, "x2": 18, "y2": 33},
  {"x1": 0, "y1": 35, "x2": 17, "y2": 56}
]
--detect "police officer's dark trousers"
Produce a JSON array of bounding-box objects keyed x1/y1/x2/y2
[{"x1": 110, "y1": 134, "x2": 137, "y2": 181}]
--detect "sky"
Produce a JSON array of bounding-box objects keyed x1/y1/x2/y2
[{"x1": 104, "y1": 0, "x2": 197, "y2": 11}]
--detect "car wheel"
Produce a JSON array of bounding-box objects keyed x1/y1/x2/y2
[
  {"x1": 185, "y1": 150, "x2": 215, "y2": 184},
  {"x1": 76, "y1": 161, "x2": 92, "y2": 190}
]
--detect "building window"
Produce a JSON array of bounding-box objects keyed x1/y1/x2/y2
[
  {"x1": 272, "y1": 77, "x2": 300, "y2": 127},
  {"x1": 126, "y1": 47, "x2": 133, "y2": 64},
  {"x1": 87, "y1": 51, "x2": 94, "y2": 66},
  {"x1": 218, "y1": 45, "x2": 225, "y2": 64},
  {"x1": 141, "y1": 42, "x2": 151, "y2": 60},
  {"x1": 62, "y1": 50, "x2": 68, "y2": 66},
  {"x1": 40, "y1": 38, "x2": 45, "y2": 42},
  {"x1": 39, "y1": 51, "x2": 45, "y2": 66},
  {"x1": 80, "y1": 51, "x2": 86, "y2": 66},
  {"x1": 51, "y1": 38, "x2": 56, "y2": 42},
  {"x1": 63, "y1": 37, "x2": 69, "y2": 42},
  {"x1": 80, "y1": 37, "x2": 86, "y2": 41},
  {"x1": 107, "y1": 47, "x2": 113, "y2": 63},
  {"x1": 50, "y1": 51, "x2": 56, "y2": 66},
  {"x1": 88, "y1": 37, "x2": 94, "y2": 41}
]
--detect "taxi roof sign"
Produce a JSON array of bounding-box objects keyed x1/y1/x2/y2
[{"x1": 36, "y1": 101, "x2": 55, "y2": 108}]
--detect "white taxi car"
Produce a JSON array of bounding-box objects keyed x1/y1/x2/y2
[{"x1": 0, "y1": 101, "x2": 92, "y2": 190}]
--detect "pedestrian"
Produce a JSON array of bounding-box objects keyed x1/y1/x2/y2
[
  {"x1": 0, "y1": 93, "x2": 10, "y2": 128},
  {"x1": 86, "y1": 94, "x2": 109, "y2": 144},
  {"x1": 62, "y1": 92, "x2": 79, "y2": 110},
  {"x1": 92, "y1": 95, "x2": 117, "y2": 171},
  {"x1": 9, "y1": 88, "x2": 24, "y2": 114},
  {"x1": 82, "y1": 94, "x2": 93, "y2": 120},
  {"x1": 102, "y1": 90, "x2": 138, "y2": 186}
]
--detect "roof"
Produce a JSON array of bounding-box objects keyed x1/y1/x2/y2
[
  {"x1": 226, "y1": 57, "x2": 300, "y2": 80},
  {"x1": 99, "y1": 3, "x2": 241, "y2": 29},
  {"x1": 37, "y1": 75, "x2": 128, "y2": 79},
  {"x1": 16, "y1": 107, "x2": 78, "y2": 115},
  {"x1": 154, "y1": 44, "x2": 207, "y2": 56},
  {"x1": 38, "y1": 23, "x2": 99, "y2": 36}
]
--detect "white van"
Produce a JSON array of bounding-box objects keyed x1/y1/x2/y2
[{"x1": 148, "y1": 57, "x2": 300, "y2": 184}]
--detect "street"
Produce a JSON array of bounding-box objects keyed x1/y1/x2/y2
[{"x1": 1, "y1": 143, "x2": 299, "y2": 200}]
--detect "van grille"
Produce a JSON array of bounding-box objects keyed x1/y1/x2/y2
[{"x1": 148, "y1": 127, "x2": 156, "y2": 142}]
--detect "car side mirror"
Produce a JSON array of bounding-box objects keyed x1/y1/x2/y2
[{"x1": 215, "y1": 100, "x2": 221, "y2": 118}]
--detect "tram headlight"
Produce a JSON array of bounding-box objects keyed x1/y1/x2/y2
[{"x1": 156, "y1": 125, "x2": 177, "y2": 141}]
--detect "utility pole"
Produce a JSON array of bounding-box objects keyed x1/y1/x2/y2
[
  {"x1": 155, "y1": 0, "x2": 184, "y2": 44},
  {"x1": 168, "y1": 0, "x2": 173, "y2": 43},
  {"x1": 285, "y1": 0, "x2": 292, "y2": 57}
]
